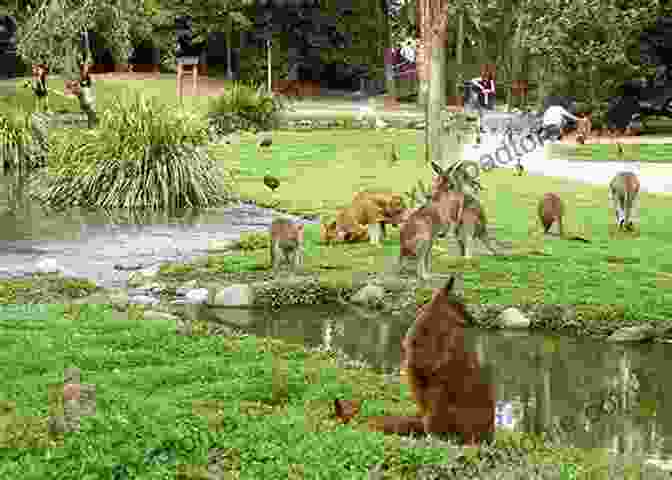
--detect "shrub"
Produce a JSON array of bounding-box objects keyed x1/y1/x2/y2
[
  {"x1": 28, "y1": 91, "x2": 233, "y2": 210},
  {"x1": 207, "y1": 82, "x2": 283, "y2": 133},
  {"x1": 235, "y1": 232, "x2": 271, "y2": 251},
  {"x1": 0, "y1": 108, "x2": 41, "y2": 174}
]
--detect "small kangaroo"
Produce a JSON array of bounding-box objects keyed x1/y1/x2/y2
[
  {"x1": 537, "y1": 192, "x2": 564, "y2": 236},
  {"x1": 609, "y1": 172, "x2": 640, "y2": 231},
  {"x1": 270, "y1": 218, "x2": 304, "y2": 272},
  {"x1": 367, "y1": 277, "x2": 495, "y2": 445}
]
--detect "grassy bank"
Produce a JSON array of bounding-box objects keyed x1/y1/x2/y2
[
  {"x1": 199, "y1": 128, "x2": 672, "y2": 325},
  {"x1": 551, "y1": 142, "x2": 672, "y2": 162},
  {"x1": 1, "y1": 304, "x2": 656, "y2": 479}
]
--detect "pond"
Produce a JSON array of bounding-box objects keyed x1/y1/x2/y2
[
  {"x1": 0, "y1": 174, "x2": 317, "y2": 289},
  {"x1": 193, "y1": 303, "x2": 672, "y2": 470}
]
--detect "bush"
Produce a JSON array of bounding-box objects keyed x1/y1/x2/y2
[
  {"x1": 207, "y1": 82, "x2": 284, "y2": 133},
  {"x1": 0, "y1": 108, "x2": 41, "y2": 173},
  {"x1": 28, "y1": 90, "x2": 232, "y2": 210}
]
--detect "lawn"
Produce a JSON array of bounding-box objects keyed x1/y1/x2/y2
[
  {"x1": 1, "y1": 75, "x2": 670, "y2": 477},
  {"x1": 217, "y1": 128, "x2": 672, "y2": 324},
  {"x1": 551, "y1": 142, "x2": 672, "y2": 162},
  {"x1": 0, "y1": 304, "x2": 641, "y2": 479}
]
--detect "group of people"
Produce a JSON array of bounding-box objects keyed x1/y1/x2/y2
[{"x1": 24, "y1": 57, "x2": 97, "y2": 128}]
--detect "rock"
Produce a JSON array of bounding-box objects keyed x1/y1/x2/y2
[
  {"x1": 128, "y1": 295, "x2": 159, "y2": 306},
  {"x1": 207, "y1": 239, "x2": 236, "y2": 252},
  {"x1": 142, "y1": 310, "x2": 180, "y2": 323},
  {"x1": 350, "y1": 283, "x2": 385, "y2": 306},
  {"x1": 607, "y1": 325, "x2": 658, "y2": 343},
  {"x1": 113, "y1": 262, "x2": 143, "y2": 271},
  {"x1": 376, "y1": 276, "x2": 407, "y2": 293},
  {"x1": 496, "y1": 307, "x2": 531, "y2": 329},
  {"x1": 185, "y1": 288, "x2": 209, "y2": 304},
  {"x1": 210, "y1": 284, "x2": 254, "y2": 307},
  {"x1": 127, "y1": 264, "x2": 161, "y2": 286},
  {"x1": 35, "y1": 258, "x2": 61, "y2": 274}
]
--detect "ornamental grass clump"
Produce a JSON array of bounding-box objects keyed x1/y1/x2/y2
[
  {"x1": 0, "y1": 108, "x2": 40, "y2": 174},
  {"x1": 29, "y1": 91, "x2": 233, "y2": 210},
  {"x1": 207, "y1": 81, "x2": 282, "y2": 133}
]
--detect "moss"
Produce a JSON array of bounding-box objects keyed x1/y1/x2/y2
[
  {"x1": 251, "y1": 276, "x2": 357, "y2": 310},
  {"x1": 234, "y1": 231, "x2": 270, "y2": 251},
  {"x1": 158, "y1": 263, "x2": 196, "y2": 276}
]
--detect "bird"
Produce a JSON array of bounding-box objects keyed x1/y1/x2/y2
[
  {"x1": 264, "y1": 170, "x2": 280, "y2": 192},
  {"x1": 257, "y1": 132, "x2": 272, "y2": 149},
  {"x1": 389, "y1": 145, "x2": 399, "y2": 166}
]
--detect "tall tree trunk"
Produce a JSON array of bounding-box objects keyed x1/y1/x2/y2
[
  {"x1": 225, "y1": 16, "x2": 233, "y2": 81},
  {"x1": 381, "y1": 0, "x2": 397, "y2": 99},
  {"x1": 427, "y1": 30, "x2": 447, "y2": 167},
  {"x1": 455, "y1": 9, "x2": 464, "y2": 101},
  {"x1": 416, "y1": 0, "x2": 428, "y2": 107}
]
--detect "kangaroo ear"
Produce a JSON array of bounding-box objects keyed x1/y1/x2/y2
[{"x1": 444, "y1": 276, "x2": 455, "y2": 294}]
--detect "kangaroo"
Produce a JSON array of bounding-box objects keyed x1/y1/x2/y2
[
  {"x1": 270, "y1": 218, "x2": 304, "y2": 272},
  {"x1": 456, "y1": 199, "x2": 499, "y2": 259},
  {"x1": 399, "y1": 189, "x2": 465, "y2": 280},
  {"x1": 324, "y1": 191, "x2": 407, "y2": 246},
  {"x1": 367, "y1": 277, "x2": 495, "y2": 445},
  {"x1": 609, "y1": 172, "x2": 640, "y2": 231},
  {"x1": 537, "y1": 192, "x2": 564, "y2": 236}
]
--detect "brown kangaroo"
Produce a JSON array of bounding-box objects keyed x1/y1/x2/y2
[
  {"x1": 367, "y1": 277, "x2": 495, "y2": 445},
  {"x1": 537, "y1": 192, "x2": 565, "y2": 235}
]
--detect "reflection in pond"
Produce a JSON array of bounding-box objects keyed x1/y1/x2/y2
[{"x1": 199, "y1": 304, "x2": 672, "y2": 467}]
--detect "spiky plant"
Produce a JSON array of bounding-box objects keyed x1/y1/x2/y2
[{"x1": 29, "y1": 91, "x2": 233, "y2": 211}]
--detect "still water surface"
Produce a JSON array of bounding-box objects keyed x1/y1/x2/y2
[{"x1": 206, "y1": 304, "x2": 672, "y2": 469}]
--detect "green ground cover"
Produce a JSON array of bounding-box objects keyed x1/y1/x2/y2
[
  {"x1": 0, "y1": 76, "x2": 670, "y2": 477},
  {"x1": 552, "y1": 142, "x2": 672, "y2": 162},
  {"x1": 0, "y1": 304, "x2": 650, "y2": 479}
]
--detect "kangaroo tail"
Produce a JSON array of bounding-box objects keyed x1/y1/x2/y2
[{"x1": 368, "y1": 416, "x2": 425, "y2": 435}]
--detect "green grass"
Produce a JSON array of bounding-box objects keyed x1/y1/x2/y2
[
  {"x1": 0, "y1": 304, "x2": 653, "y2": 479},
  {"x1": 214, "y1": 128, "x2": 672, "y2": 325},
  {"x1": 551, "y1": 142, "x2": 672, "y2": 162}
]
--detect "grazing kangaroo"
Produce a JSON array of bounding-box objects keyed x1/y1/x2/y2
[
  {"x1": 270, "y1": 218, "x2": 304, "y2": 272},
  {"x1": 367, "y1": 277, "x2": 495, "y2": 445},
  {"x1": 322, "y1": 191, "x2": 407, "y2": 246},
  {"x1": 609, "y1": 172, "x2": 640, "y2": 231},
  {"x1": 537, "y1": 193, "x2": 565, "y2": 235}
]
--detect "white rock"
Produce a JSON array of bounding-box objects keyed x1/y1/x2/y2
[
  {"x1": 496, "y1": 307, "x2": 531, "y2": 329},
  {"x1": 185, "y1": 288, "x2": 209, "y2": 304},
  {"x1": 210, "y1": 284, "x2": 253, "y2": 307}
]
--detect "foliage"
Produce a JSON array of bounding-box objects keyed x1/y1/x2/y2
[
  {"x1": 28, "y1": 91, "x2": 232, "y2": 210},
  {"x1": 15, "y1": 0, "x2": 133, "y2": 75},
  {"x1": 0, "y1": 108, "x2": 36, "y2": 174},
  {"x1": 205, "y1": 254, "x2": 262, "y2": 274},
  {"x1": 235, "y1": 231, "x2": 271, "y2": 251},
  {"x1": 207, "y1": 82, "x2": 282, "y2": 132}
]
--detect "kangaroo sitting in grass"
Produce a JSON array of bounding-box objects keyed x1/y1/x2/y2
[
  {"x1": 367, "y1": 277, "x2": 495, "y2": 445},
  {"x1": 538, "y1": 193, "x2": 564, "y2": 236},
  {"x1": 609, "y1": 172, "x2": 640, "y2": 232},
  {"x1": 270, "y1": 218, "x2": 304, "y2": 272}
]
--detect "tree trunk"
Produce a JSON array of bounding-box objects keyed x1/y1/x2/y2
[
  {"x1": 455, "y1": 9, "x2": 464, "y2": 101},
  {"x1": 225, "y1": 17, "x2": 233, "y2": 81},
  {"x1": 381, "y1": 0, "x2": 397, "y2": 99},
  {"x1": 416, "y1": 0, "x2": 429, "y2": 107},
  {"x1": 427, "y1": 25, "x2": 447, "y2": 167}
]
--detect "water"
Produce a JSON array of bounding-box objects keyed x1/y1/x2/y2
[
  {"x1": 0, "y1": 175, "x2": 317, "y2": 289},
  {"x1": 204, "y1": 304, "x2": 672, "y2": 468}
]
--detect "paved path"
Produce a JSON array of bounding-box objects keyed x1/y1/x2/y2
[{"x1": 504, "y1": 145, "x2": 672, "y2": 195}]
